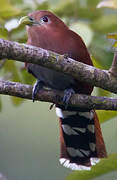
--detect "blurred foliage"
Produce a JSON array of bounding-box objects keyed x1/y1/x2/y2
[
  {"x1": 107, "y1": 33, "x2": 117, "y2": 47},
  {"x1": 0, "y1": 0, "x2": 20, "y2": 19},
  {"x1": 66, "y1": 154, "x2": 117, "y2": 180},
  {"x1": 0, "y1": 0, "x2": 117, "y2": 179}
]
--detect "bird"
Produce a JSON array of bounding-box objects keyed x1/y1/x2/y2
[{"x1": 19, "y1": 10, "x2": 107, "y2": 170}]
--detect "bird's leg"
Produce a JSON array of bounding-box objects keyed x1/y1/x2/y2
[
  {"x1": 63, "y1": 88, "x2": 75, "y2": 109},
  {"x1": 32, "y1": 79, "x2": 45, "y2": 102}
]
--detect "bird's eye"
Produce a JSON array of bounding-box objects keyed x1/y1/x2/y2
[
  {"x1": 29, "y1": 17, "x2": 34, "y2": 21},
  {"x1": 42, "y1": 16, "x2": 48, "y2": 22}
]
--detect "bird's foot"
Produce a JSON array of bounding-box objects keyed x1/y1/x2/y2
[
  {"x1": 64, "y1": 53, "x2": 69, "y2": 59},
  {"x1": 32, "y1": 80, "x2": 44, "y2": 102},
  {"x1": 63, "y1": 88, "x2": 75, "y2": 109}
]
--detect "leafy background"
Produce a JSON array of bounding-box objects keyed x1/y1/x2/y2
[{"x1": 0, "y1": 0, "x2": 117, "y2": 180}]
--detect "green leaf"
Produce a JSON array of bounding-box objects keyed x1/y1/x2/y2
[
  {"x1": 112, "y1": 41, "x2": 117, "y2": 47},
  {"x1": 66, "y1": 154, "x2": 117, "y2": 180},
  {"x1": 91, "y1": 56, "x2": 104, "y2": 69},
  {"x1": 96, "y1": 110, "x2": 117, "y2": 123},
  {"x1": 96, "y1": 88, "x2": 111, "y2": 97}
]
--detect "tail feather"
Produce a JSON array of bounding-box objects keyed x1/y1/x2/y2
[
  {"x1": 94, "y1": 112, "x2": 107, "y2": 158},
  {"x1": 56, "y1": 107, "x2": 107, "y2": 170}
]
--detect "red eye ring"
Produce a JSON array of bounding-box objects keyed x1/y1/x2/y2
[{"x1": 42, "y1": 16, "x2": 48, "y2": 22}]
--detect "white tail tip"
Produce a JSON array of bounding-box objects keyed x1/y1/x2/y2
[
  {"x1": 60, "y1": 158, "x2": 91, "y2": 171},
  {"x1": 59, "y1": 158, "x2": 100, "y2": 170}
]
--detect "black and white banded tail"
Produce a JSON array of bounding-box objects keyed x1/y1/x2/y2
[{"x1": 56, "y1": 107, "x2": 107, "y2": 170}]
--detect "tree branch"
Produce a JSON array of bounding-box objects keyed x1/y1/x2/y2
[
  {"x1": 1, "y1": 80, "x2": 117, "y2": 110},
  {"x1": 0, "y1": 38, "x2": 117, "y2": 94}
]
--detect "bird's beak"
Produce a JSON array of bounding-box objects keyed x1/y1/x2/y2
[{"x1": 19, "y1": 16, "x2": 40, "y2": 26}]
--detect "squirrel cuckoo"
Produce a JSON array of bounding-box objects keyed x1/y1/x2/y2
[{"x1": 19, "y1": 10, "x2": 107, "y2": 170}]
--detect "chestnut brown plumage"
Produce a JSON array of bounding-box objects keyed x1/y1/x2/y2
[{"x1": 20, "y1": 10, "x2": 107, "y2": 170}]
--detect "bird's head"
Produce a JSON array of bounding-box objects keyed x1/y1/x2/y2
[
  {"x1": 19, "y1": 10, "x2": 68, "y2": 49},
  {"x1": 19, "y1": 10, "x2": 67, "y2": 31}
]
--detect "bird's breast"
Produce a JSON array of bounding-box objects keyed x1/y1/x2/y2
[{"x1": 27, "y1": 63, "x2": 75, "y2": 90}]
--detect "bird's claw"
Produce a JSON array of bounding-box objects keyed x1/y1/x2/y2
[
  {"x1": 64, "y1": 53, "x2": 69, "y2": 59},
  {"x1": 63, "y1": 88, "x2": 75, "y2": 109},
  {"x1": 32, "y1": 80, "x2": 44, "y2": 102}
]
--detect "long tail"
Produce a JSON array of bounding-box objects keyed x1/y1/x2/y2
[{"x1": 56, "y1": 107, "x2": 107, "y2": 170}]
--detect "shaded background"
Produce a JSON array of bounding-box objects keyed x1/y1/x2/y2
[{"x1": 0, "y1": 0, "x2": 117, "y2": 180}]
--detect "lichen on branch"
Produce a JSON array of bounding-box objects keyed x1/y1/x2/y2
[
  {"x1": 0, "y1": 38, "x2": 117, "y2": 94},
  {"x1": 0, "y1": 80, "x2": 117, "y2": 110}
]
